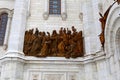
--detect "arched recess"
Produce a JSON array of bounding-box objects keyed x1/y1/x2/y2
[
  {"x1": 116, "y1": 27, "x2": 120, "y2": 60},
  {"x1": 105, "y1": 3, "x2": 120, "y2": 58},
  {"x1": 0, "y1": 8, "x2": 13, "y2": 49}
]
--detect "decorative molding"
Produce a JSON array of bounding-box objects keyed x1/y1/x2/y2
[
  {"x1": 61, "y1": 12, "x2": 67, "y2": 21},
  {"x1": 79, "y1": 12, "x2": 83, "y2": 22},
  {"x1": 0, "y1": 8, "x2": 13, "y2": 50},
  {"x1": 61, "y1": 0, "x2": 67, "y2": 20},
  {"x1": 43, "y1": 73, "x2": 65, "y2": 80},
  {"x1": 21, "y1": 52, "x2": 106, "y2": 64},
  {"x1": 43, "y1": 0, "x2": 49, "y2": 20},
  {"x1": 43, "y1": 12, "x2": 49, "y2": 20},
  {"x1": 26, "y1": 0, "x2": 31, "y2": 18},
  {"x1": 105, "y1": 2, "x2": 120, "y2": 56},
  {"x1": 0, "y1": 8, "x2": 13, "y2": 16},
  {"x1": 43, "y1": 0, "x2": 67, "y2": 20}
]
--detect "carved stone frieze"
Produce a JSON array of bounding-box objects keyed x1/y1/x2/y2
[{"x1": 23, "y1": 26, "x2": 84, "y2": 58}]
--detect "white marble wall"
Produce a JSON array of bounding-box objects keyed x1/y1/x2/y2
[
  {"x1": 0, "y1": 0, "x2": 120, "y2": 80},
  {"x1": 27, "y1": 0, "x2": 83, "y2": 33}
]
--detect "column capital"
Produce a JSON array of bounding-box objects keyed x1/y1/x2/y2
[{"x1": 8, "y1": 9, "x2": 14, "y2": 18}]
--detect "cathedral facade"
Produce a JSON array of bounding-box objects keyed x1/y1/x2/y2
[{"x1": 0, "y1": 0, "x2": 120, "y2": 80}]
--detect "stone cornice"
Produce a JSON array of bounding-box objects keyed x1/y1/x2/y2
[{"x1": 0, "y1": 51, "x2": 108, "y2": 65}]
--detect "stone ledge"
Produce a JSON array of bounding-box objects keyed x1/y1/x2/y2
[
  {"x1": 0, "y1": 51, "x2": 107, "y2": 65},
  {"x1": 25, "y1": 52, "x2": 106, "y2": 64}
]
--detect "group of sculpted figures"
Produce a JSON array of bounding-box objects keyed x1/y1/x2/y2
[
  {"x1": 23, "y1": 26, "x2": 84, "y2": 58},
  {"x1": 23, "y1": 0, "x2": 120, "y2": 58}
]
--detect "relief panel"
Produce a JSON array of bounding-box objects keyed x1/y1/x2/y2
[
  {"x1": 29, "y1": 72, "x2": 41, "y2": 80},
  {"x1": 27, "y1": 71, "x2": 79, "y2": 80},
  {"x1": 42, "y1": 72, "x2": 66, "y2": 80},
  {"x1": 68, "y1": 73, "x2": 78, "y2": 80}
]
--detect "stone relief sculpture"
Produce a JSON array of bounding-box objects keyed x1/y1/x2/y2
[
  {"x1": 23, "y1": 26, "x2": 84, "y2": 58},
  {"x1": 99, "y1": 1, "x2": 116, "y2": 49},
  {"x1": 114, "y1": 0, "x2": 120, "y2": 4}
]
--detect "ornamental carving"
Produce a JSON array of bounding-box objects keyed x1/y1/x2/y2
[{"x1": 23, "y1": 26, "x2": 84, "y2": 58}]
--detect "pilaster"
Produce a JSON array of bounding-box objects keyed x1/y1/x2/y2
[
  {"x1": 84, "y1": 63, "x2": 94, "y2": 80},
  {"x1": 0, "y1": 0, "x2": 28, "y2": 80},
  {"x1": 43, "y1": 0, "x2": 49, "y2": 20},
  {"x1": 61, "y1": 0, "x2": 67, "y2": 20},
  {"x1": 91, "y1": 0, "x2": 102, "y2": 51},
  {"x1": 113, "y1": 53, "x2": 120, "y2": 80},
  {"x1": 6, "y1": 0, "x2": 28, "y2": 57},
  {"x1": 109, "y1": 56, "x2": 116, "y2": 80},
  {"x1": 0, "y1": 57, "x2": 25, "y2": 80},
  {"x1": 82, "y1": 0, "x2": 101, "y2": 55},
  {"x1": 96, "y1": 59, "x2": 109, "y2": 80}
]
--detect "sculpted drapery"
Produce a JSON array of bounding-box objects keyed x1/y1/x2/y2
[{"x1": 23, "y1": 27, "x2": 84, "y2": 58}]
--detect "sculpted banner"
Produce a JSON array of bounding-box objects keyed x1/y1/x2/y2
[{"x1": 23, "y1": 26, "x2": 84, "y2": 58}]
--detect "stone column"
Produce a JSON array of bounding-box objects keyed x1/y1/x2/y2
[{"x1": 6, "y1": 0, "x2": 28, "y2": 57}]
